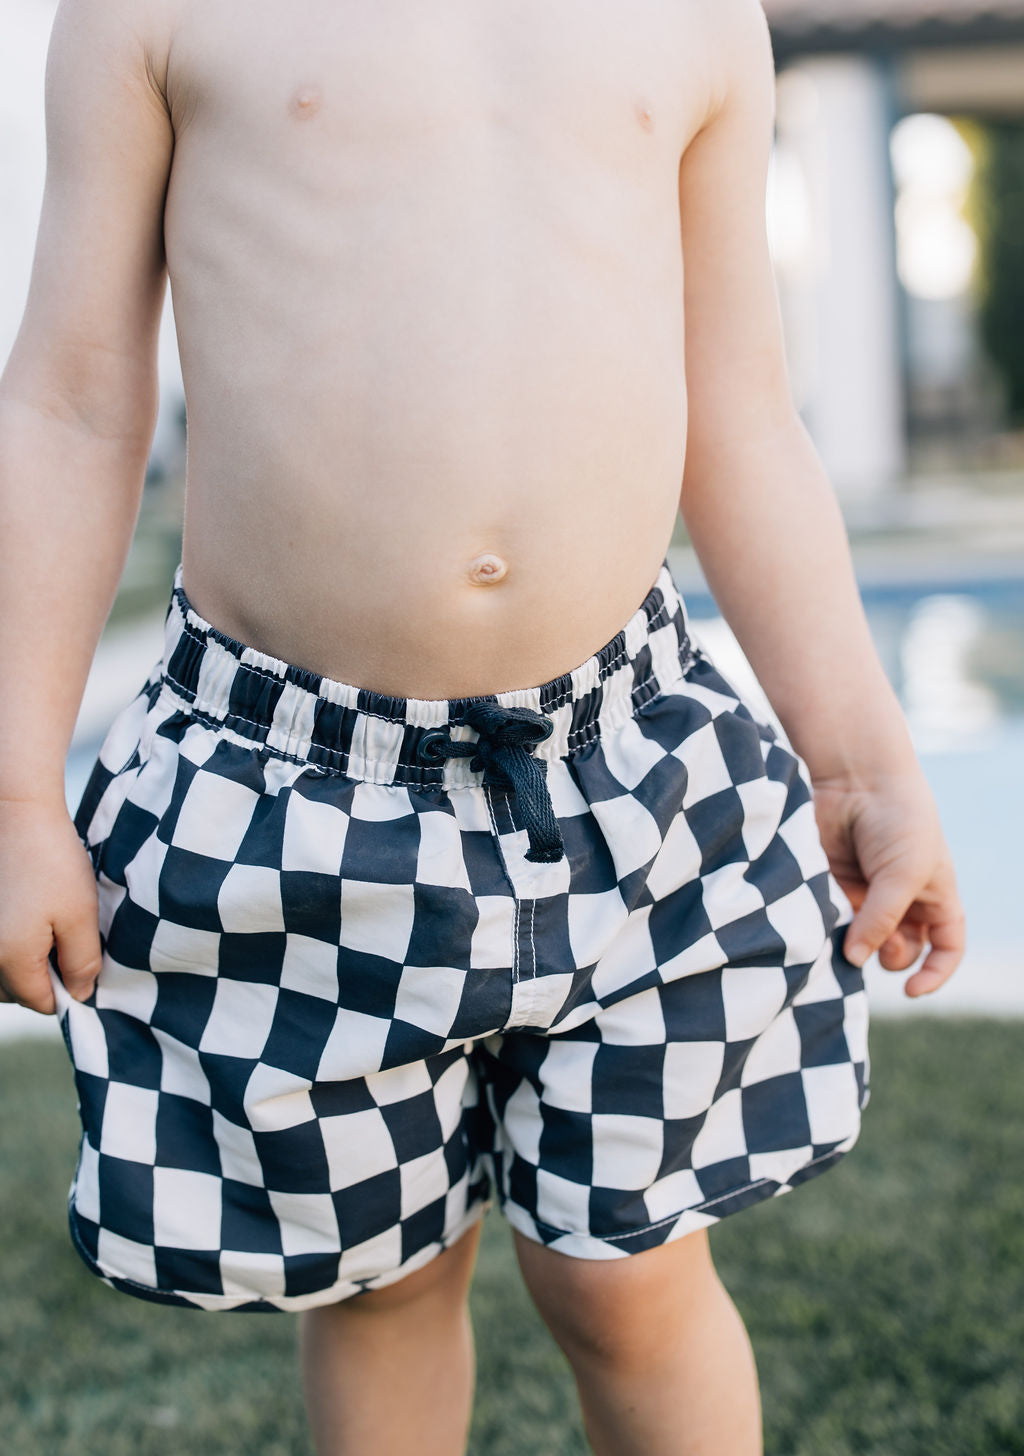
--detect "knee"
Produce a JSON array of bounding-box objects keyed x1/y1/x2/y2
[{"x1": 514, "y1": 1227, "x2": 719, "y2": 1374}]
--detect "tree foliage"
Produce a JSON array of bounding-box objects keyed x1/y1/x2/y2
[{"x1": 975, "y1": 122, "x2": 1024, "y2": 424}]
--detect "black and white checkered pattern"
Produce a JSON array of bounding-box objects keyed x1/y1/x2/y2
[{"x1": 51, "y1": 560, "x2": 869, "y2": 1311}]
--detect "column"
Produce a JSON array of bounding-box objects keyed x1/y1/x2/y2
[{"x1": 773, "y1": 54, "x2": 906, "y2": 501}]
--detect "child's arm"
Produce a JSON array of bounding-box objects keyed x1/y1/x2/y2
[
  {"x1": 677, "y1": 0, "x2": 964, "y2": 995},
  {"x1": 0, "y1": 0, "x2": 174, "y2": 1012}
]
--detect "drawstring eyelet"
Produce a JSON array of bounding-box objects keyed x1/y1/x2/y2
[{"x1": 415, "y1": 728, "x2": 451, "y2": 765}]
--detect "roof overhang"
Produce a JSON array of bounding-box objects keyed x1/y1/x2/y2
[{"x1": 766, "y1": 13, "x2": 1024, "y2": 62}]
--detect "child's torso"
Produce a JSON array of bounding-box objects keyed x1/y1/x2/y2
[{"x1": 164, "y1": 0, "x2": 718, "y2": 694}]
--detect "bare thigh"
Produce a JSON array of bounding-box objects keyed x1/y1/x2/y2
[{"x1": 512, "y1": 1225, "x2": 723, "y2": 1365}]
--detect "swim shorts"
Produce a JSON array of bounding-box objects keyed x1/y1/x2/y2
[{"x1": 52, "y1": 559, "x2": 869, "y2": 1312}]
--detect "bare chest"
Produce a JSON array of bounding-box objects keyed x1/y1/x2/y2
[{"x1": 166, "y1": 0, "x2": 715, "y2": 181}]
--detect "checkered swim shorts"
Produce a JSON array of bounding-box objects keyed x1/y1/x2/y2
[{"x1": 52, "y1": 560, "x2": 869, "y2": 1312}]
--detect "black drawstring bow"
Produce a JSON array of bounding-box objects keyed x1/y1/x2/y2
[{"x1": 418, "y1": 703, "x2": 564, "y2": 863}]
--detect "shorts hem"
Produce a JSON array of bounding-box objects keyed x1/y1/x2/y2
[
  {"x1": 496, "y1": 1132, "x2": 862, "y2": 1260},
  {"x1": 67, "y1": 1192, "x2": 494, "y2": 1313}
]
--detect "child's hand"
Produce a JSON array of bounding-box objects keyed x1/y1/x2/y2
[
  {"x1": 810, "y1": 765, "x2": 965, "y2": 998},
  {"x1": 0, "y1": 799, "x2": 102, "y2": 1014}
]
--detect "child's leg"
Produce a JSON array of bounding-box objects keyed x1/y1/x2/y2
[
  {"x1": 513, "y1": 1226, "x2": 762, "y2": 1456},
  {"x1": 299, "y1": 1218, "x2": 483, "y2": 1456}
]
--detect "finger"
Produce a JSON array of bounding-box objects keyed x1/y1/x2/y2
[
  {"x1": 904, "y1": 912, "x2": 966, "y2": 997},
  {"x1": 843, "y1": 869, "x2": 919, "y2": 968},
  {"x1": 877, "y1": 927, "x2": 925, "y2": 972},
  {"x1": 53, "y1": 913, "x2": 103, "y2": 1003},
  {"x1": 0, "y1": 958, "x2": 57, "y2": 1015}
]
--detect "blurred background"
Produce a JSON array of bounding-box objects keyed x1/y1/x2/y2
[{"x1": 0, "y1": 5, "x2": 1021, "y2": 1455}]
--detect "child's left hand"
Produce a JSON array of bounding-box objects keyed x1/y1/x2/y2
[{"x1": 809, "y1": 765, "x2": 965, "y2": 997}]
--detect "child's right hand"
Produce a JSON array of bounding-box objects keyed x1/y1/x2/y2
[{"x1": 0, "y1": 799, "x2": 102, "y2": 1014}]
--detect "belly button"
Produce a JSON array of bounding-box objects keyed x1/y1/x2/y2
[{"x1": 467, "y1": 553, "x2": 509, "y2": 586}]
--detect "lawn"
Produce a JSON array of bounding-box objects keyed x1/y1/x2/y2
[{"x1": 1, "y1": 1019, "x2": 1021, "y2": 1455}]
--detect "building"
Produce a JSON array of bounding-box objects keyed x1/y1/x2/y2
[{"x1": 762, "y1": 1, "x2": 1024, "y2": 499}]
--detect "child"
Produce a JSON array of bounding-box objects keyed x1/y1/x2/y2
[{"x1": 0, "y1": 0, "x2": 964, "y2": 1451}]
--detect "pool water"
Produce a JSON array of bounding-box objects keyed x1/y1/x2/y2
[{"x1": 683, "y1": 573, "x2": 1024, "y2": 1013}]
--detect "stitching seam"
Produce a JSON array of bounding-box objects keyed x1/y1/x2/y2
[{"x1": 483, "y1": 787, "x2": 520, "y2": 990}]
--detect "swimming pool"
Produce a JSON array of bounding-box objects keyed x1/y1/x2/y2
[{"x1": 681, "y1": 571, "x2": 1024, "y2": 1015}]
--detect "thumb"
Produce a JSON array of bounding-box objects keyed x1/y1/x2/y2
[
  {"x1": 52, "y1": 906, "x2": 103, "y2": 1003},
  {"x1": 843, "y1": 866, "x2": 917, "y2": 969}
]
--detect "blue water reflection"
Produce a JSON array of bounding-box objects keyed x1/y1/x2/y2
[{"x1": 679, "y1": 576, "x2": 1023, "y2": 971}]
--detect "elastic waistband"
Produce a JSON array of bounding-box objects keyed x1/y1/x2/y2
[{"x1": 158, "y1": 561, "x2": 697, "y2": 788}]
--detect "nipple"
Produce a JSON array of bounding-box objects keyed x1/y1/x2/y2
[
  {"x1": 290, "y1": 86, "x2": 322, "y2": 118},
  {"x1": 635, "y1": 103, "x2": 654, "y2": 133},
  {"x1": 467, "y1": 553, "x2": 509, "y2": 586}
]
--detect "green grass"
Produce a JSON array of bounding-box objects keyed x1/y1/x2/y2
[{"x1": 1, "y1": 1020, "x2": 1022, "y2": 1455}]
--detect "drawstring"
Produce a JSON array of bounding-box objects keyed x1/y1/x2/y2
[{"x1": 420, "y1": 703, "x2": 565, "y2": 863}]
